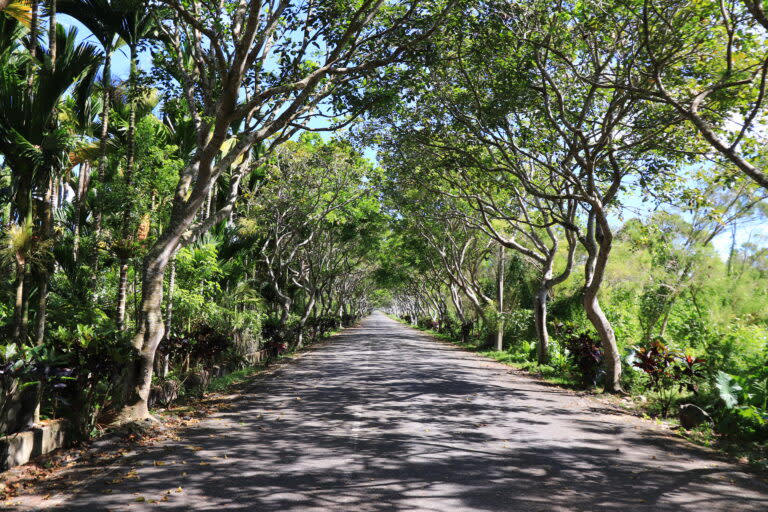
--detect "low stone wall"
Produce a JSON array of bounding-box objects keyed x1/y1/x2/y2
[
  {"x1": 247, "y1": 349, "x2": 270, "y2": 364},
  {"x1": 2, "y1": 351, "x2": 275, "y2": 472},
  {"x1": 0, "y1": 420, "x2": 68, "y2": 471}
]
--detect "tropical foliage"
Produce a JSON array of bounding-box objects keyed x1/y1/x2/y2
[{"x1": 0, "y1": 0, "x2": 765, "y2": 458}]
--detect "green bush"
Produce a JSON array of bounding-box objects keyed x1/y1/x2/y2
[
  {"x1": 629, "y1": 337, "x2": 706, "y2": 417},
  {"x1": 503, "y1": 309, "x2": 536, "y2": 344},
  {"x1": 714, "y1": 370, "x2": 768, "y2": 439}
]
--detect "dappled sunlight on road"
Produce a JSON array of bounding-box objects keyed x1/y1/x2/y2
[{"x1": 26, "y1": 313, "x2": 768, "y2": 511}]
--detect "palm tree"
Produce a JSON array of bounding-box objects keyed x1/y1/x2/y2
[
  {"x1": 0, "y1": 19, "x2": 102, "y2": 341},
  {"x1": 59, "y1": 0, "x2": 156, "y2": 332},
  {"x1": 106, "y1": 85, "x2": 162, "y2": 332},
  {"x1": 59, "y1": 80, "x2": 101, "y2": 261},
  {"x1": 115, "y1": 1, "x2": 155, "y2": 331},
  {"x1": 57, "y1": 0, "x2": 123, "y2": 262}
]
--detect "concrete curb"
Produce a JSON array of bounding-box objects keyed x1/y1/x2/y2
[{"x1": 0, "y1": 420, "x2": 69, "y2": 471}]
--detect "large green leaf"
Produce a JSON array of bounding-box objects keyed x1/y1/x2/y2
[
  {"x1": 715, "y1": 371, "x2": 742, "y2": 409},
  {"x1": 1, "y1": 343, "x2": 18, "y2": 360}
]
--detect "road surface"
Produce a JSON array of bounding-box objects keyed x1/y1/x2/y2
[{"x1": 17, "y1": 312, "x2": 768, "y2": 511}]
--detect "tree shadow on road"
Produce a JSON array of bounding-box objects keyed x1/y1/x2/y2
[{"x1": 24, "y1": 316, "x2": 768, "y2": 511}]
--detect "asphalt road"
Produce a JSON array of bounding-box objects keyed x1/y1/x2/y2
[{"x1": 22, "y1": 312, "x2": 768, "y2": 511}]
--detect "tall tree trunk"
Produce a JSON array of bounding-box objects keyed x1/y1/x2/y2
[
  {"x1": 47, "y1": 0, "x2": 56, "y2": 68},
  {"x1": 57, "y1": 176, "x2": 65, "y2": 210},
  {"x1": 115, "y1": 44, "x2": 139, "y2": 331},
  {"x1": 33, "y1": 179, "x2": 53, "y2": 425},
  {"x1": 582, "y1": 210, "x2": 623, "y2": 393},
  {"x1": 296, "y1": 292, "x2": 316, "y2": 348},
  {"x1": 658, "y1": 304, "x2": 673, "y2": 339},
  {"x1": 11, "y1": 185, "x2": 34, "y2": 342},
  {"x1": 32, "y1": 0, "x2": 58, "y2": 346},
  {"x1": 534, "y1": 285, "x2": 549, "y2": 364},
  {"x1": 72, "y1": 162, "x2": 90, "y2": 262},
  {"x1": 157, "y1": 253, "x2": 177, "y2": 378},
  {"x1": 122, "y1": 44, "x2": 138, "y2": 194},
  {"x1": 164, "y1": 254, "x2": 176, "y2": 339},
  {"x1": 204, "y1": 184, "x2": 213, "y2": 219},
  {"x1": 318, "y1": 290, "x2": 327, "y2": 318},
  {"x1": 133, "y1": 258, "x2": 141, "y2": 321},
  {"x1": 26, "y1": 0, "x2": 38, "y2": 91},
  {"x1": 118, "y1": 256, "x2": 168, "y2": 421},
  {"x1": 20, "y1": 269, "x2": 31, "y2": 342},
  {"x1": 116, "y1": 259, "x2": 129, "y2": 331},
  {"x1": 91, "y1": 51, "x2": 112, "y2": 285},
  {"x1": 450, "y1": 283, "x2": 465, "y2": 323},
  {"x1": 726, "y1": 224, "x2": 737, "y2": 276},
  {"x1": 279, "y1": 299, "x2": 292, "y2": 337},
  {"x1": 583, "y1": 291, "x2": 622, "y2": 392},
  {"x1": 34, "y1": 178, "x2": 54, "y2": 345},
  {"x1": 12, "y1": 261, "x2": 26, "y2": 342},
  {"x1": 495, "y1": 245, "x2": 504, "y2": 352}
]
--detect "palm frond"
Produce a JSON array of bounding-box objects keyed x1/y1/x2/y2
[{"x1": 0, "y1": 0, "x2": 32, "y2": 27}]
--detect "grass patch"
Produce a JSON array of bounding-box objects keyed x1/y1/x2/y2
[{"x1": 207, "y1": 365, "x2": 266, "y2": 393}]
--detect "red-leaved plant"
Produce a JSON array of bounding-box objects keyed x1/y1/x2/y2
[{"x1": 632, "y1": 338, "x2": 705, "y2": 416}]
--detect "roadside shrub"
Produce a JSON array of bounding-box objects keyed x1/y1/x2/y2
[
  {"x1": 160, "y1": 323, "x2": 232, "y2": 372},
  {"x1": 563, "y1": 326, "x2": 603, "y2": 388},
  {"x1": 508, "y1": 339, "x2": 537, "y2": 362},
  {"x1": 549, "y1": 292, "x2": 588, "y2": 331},
  {"x1": 50, "y1": 321, "x2": 132, "y2": 437},
  {"x1": 417, "y1": 316, "x2": 438, "y2": 331},
  {"x1": 183, "y1": 367, "x2": 212, "y2": 398},
  {"x1": 629, "y1": 337, "x2": 706, "y2": 417},
  {"x1": 714, "y1": 370, "x2": 768, "y2": 439},
  {"x1": 0, "y1": 343, "x2": 43, "y2": 435},
  {"x1": 261, "y1": 314, "x2": 300, "y2": 345},
  {"x1": 341, "y1": 312, "x2": 357, "y2": 327},
  {"x1": 150, "y1": 374, "x2": 183, "y2": 409},
  {"x1": 306, "y1": 316, "x2": 337, "y2": 341},
  {"x1": 263, "y1": 338, "x2": 288, "y2": 357},
  {"x1": 547, "y1": 340, "x2": 570, "y2": 374},
  {"x1": 503, "y1": 309, "x2": 535, "y2": 345}
]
